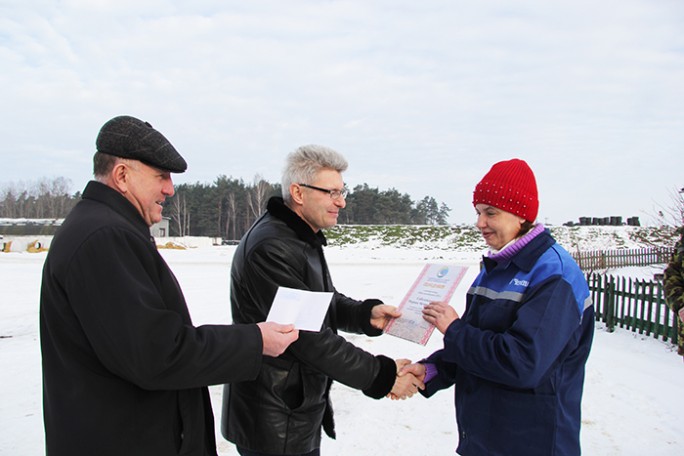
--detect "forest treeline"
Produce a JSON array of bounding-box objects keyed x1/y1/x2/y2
[
  {"x1": 0, "y1": 176, "x2": 451, "y2": 239},
  {"x1": 0, "y1": 177, "x2": 78, "y2": 220}
]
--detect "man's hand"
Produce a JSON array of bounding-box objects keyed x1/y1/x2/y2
[
  {"x1": 389, "y1": 373, "x2": 424, "y2": 400},
  {"x1": 422, "y1": 301, "x2": 459, "y2": 334},
  {"x1": 679, "y1": 307, "x2": 684, "y2": 324},
  {"x1": 388, "y1": 359, "x2": 424, "y2": 400},
  {"x1": 257, "y1": 322, "x2": 299, "y2": 357},
  {"x1": 395, "y1": 358, "x2": 411, "y2": 371},
  {"x1": 370, "y1": 304, "x2": 401, "y2": 330}
]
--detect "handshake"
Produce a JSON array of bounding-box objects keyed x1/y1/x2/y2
[
  {"x1": 378, "y1": 300, "x2": 459, "y2": 401},
  {"x1": 388, "y1": 359, "x2": 428, "y2": 401}
]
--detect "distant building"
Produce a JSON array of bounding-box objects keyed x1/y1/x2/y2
[
  {"x1": 0, "y1": 218, "x2": 63, "y2": 235},
  {"x1": 0, "y1": 217, "x2": 172, "y2": 237},
  {"x1": 151, "y1": 217, "x2": 170, "y2": 238}
]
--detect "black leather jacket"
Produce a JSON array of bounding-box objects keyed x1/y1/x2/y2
[{"x1": 221, "y1": 197, "x2": 396, "y2": 454}]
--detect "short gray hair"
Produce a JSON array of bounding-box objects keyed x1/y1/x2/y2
[
  {"x1": 282, "y1": 145, "x2": 348, "y2": 203},
  {"x1": 93, "y1": 153, "x2": 141, "y2": 183},
  {"x1": 93, "y1": 151, "x2": 119, "y2": 180}
]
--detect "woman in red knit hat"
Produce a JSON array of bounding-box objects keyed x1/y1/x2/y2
[{"x1": 400, "y1": 159, "x2": 595, "y2": 456}]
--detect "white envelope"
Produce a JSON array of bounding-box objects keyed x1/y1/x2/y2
[{"x1": 266, "y1": 286, "x2": 333, "y2": 331}]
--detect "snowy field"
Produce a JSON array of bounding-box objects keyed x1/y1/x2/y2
[{"x1": 1, "y1": 242, "x2": 682, "y2": 455}]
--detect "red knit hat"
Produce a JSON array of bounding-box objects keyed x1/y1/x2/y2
[{"x1": 472, "y1": 158, "x2": 539, "y2": 222}]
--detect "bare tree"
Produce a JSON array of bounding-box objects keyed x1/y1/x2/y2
[
  {"x1": 170, "y1": 193, "x2": 190, "y2": 236},
  {"x1": 247, "y1": 174, "x2": 270, "y2": 220},
  {"x1": 37, "y1": 177, "x2": 73, "y2": 218},
  {"x1": 0, "y1": 184, "x2": 18, "y2": 218},
  {"x1": 649, "y1": 186, "x2": 684, "y2": 228},
  {"x1": 216, "y1": 196, "x2": 223, "y2": 239},
  {"x1": 0, "y1": 177, "x2": 75, "y2": 218},
  {"x1": 225, "y1": 192, "x2": 237, "y2": 240}
]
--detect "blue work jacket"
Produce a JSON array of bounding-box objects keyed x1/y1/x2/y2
[{"x1": 424, "y1": 229, "x2": 594, "y2": 456}]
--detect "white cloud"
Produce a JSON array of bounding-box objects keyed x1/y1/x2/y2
[{"x1": 1, "y1": 0, "x2": 683, "y2": 224}]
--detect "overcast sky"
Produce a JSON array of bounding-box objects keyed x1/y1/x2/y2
[{"x1": 1, "y1": 0, "x2": 683, "y2": 225}]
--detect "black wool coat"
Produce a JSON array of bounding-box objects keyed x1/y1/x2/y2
[{"x1": 40, "y1": 181, "x2": 263, "y2": 456}]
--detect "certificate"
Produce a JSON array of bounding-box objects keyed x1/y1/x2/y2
[
  {"x1": 384, "y1": 264, "x2": 468, "y2": 345},
  {"x1": 266, "y1": 286, "x2": 333, "y2": 331}
]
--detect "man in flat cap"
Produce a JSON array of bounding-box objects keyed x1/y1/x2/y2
[{"x1": 39, "y1": 115, "x2": 299, "y2": 456}]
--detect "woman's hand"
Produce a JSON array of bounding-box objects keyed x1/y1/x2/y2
[{"x1": 422, "y1": 301, "x2": 459, "y2": 334}]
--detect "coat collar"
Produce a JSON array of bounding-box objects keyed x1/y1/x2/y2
[
  {"x1": 81, "y1": 180, "x2": 152, "y2": 240},
  {"x1": 267, "y1": 196, "x2": 327, "y2": 248},
  {"x1": 483, "y1": 228, "x2": 555, "y2": 273}
]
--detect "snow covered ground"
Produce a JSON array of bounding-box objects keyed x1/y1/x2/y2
[{"x1": 1, "y1": 241, "x2": 682, "y2": 455}]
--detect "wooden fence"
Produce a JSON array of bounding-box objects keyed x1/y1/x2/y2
[
  {"x1": 572, "y1": 247, "x2": 674, "y2": 271},
  {"x1": 587, "y1": 273, "x2": 678, "y2": 345}
]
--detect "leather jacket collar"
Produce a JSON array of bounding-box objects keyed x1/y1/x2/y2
[{"x1": 266, "y1": 197, "x2": 327, "y2": 248}]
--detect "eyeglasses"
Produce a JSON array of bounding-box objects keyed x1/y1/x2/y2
[{"x1": 299, "y1": 183, "x2": 349, "y2": 200}]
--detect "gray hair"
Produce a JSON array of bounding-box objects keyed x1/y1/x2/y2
[
  {"x1": 93, "y1": 152, "x2": 141, "y2": 183},
  {"x1": 93, "y1": 151, "x2": 119, "y2": 181},
  {"x1": 281, "y1": 145, "x2": 348, "y2": 203}
]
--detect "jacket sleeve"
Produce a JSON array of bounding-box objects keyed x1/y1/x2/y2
[
  {"x1": 291, "y1": 330, "x2": 397, "y2": 398},
  {"x1": 240, "y1": 240, "x2": 397, "y2": 398},
  {"x1": 63, "y1": 228, "x2": 262, "y2": 390},
  {"x1": 439, "y1": 275, "x2": 585, "y2": 389},
  {"x1": 664, "y1": 243, "x2": 684, "y2": 314},
  {"x1": 417, "y1": 353, "x2": 459, "y2": 398},
  {"x1": 333, "y1": 292, "x2": 384, "y2": 337}
]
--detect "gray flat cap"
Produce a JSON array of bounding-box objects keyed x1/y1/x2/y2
[{"x1": 96, "y1": 115, "x2": 187, "y2": 173}]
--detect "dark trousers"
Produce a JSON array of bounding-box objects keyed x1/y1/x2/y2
[{"x1": 237, "y1": 447, "x2": 320, "y2": 456}]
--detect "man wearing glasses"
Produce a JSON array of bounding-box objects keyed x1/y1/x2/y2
[{"x1": 221, "y1": 144, "x2": 421, "y2": 456}]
